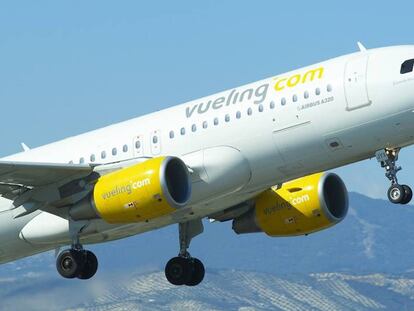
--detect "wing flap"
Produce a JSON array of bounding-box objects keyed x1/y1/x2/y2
[
  {"x1": 0, "y1": 161, "x2": 94, "y2": 199},
  {"x1": 0, "y1": 183, "x2": 29, "y2": 200}
]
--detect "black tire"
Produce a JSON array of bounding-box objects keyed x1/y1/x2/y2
[
  {"x1": 185, "y1": 258, "x2": 205, "y2": 287},
  {"x1": 77, "y1": 251, "x2": 98, "y2": 280},
  {"x1": 388, "y1": 184, "x2": 405, "y2": 204},
  {"x1": 165, "y1": 257, "x2": 192, "y2": 286},
  {"x1": 56, "y1": 249, "x2": 83, "y2": 279},
  {"x1": 401, "y1": 185, "x2": 413, "y2": 205}
]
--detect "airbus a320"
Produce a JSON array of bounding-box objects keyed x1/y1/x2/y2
[{"x1": 0, "y1": 44, "x2": 413, "y2": 286}]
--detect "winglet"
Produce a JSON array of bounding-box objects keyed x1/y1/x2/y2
[
  {"x1": 357, "y1": 42, "x2": 367, "y2": 52},
  {"x1": 21, "y1": 143, "x2": 30, "y2": 152}
]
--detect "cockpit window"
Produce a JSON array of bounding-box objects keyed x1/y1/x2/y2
[{"x1": 401, "y1": 59, "x2": 414, "y2": 74}]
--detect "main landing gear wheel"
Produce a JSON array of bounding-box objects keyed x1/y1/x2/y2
[
  {"x1": 164, "y1": 257, "x2": 205, "y2": 286},
  {"x1": 77, "y1": 251, "x2": 99, "y2": 280},
  {"x1": 186, "y1": 258, "x2": 205, "y2": 287},
  {"x1": 165, "y1": 220, "x2": 206, "y2": 286},
  {"x1": 376, "y1": 148, "x2": 412, "y2": 205},
  {"x1": 165, "y1": 257, "x2": 192, "y2": 285},
  {"x1": 56, "y1": 249, "x2": 82, "y2": 279},
  {"x1": 56, "y1": 249, "x2": 98, "y2": 280}
]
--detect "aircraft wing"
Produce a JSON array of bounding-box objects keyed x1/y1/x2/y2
[{"x1": 0, "y1": 161, "x2": 94, "y2": 200}]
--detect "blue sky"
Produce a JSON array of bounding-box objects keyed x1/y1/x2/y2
[{"x1": 0, "y1": 1, "x2": 413, "y2": 199}]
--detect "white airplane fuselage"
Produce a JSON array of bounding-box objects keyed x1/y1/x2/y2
[{"x1": 1, "y1": 45, "x2": 414, "y2": 264}]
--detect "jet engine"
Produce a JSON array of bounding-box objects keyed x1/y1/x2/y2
[
  {"x1": 232, "y1": 172, "x2": 348, "y2": 236},
  {"x1": 70, "y1": 156, "x2": 191, "y2": 223}
]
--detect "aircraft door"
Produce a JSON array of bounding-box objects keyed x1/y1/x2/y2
[
  {"x1": 344, "y1": 55, "x2": 371, "y2": 111},
  {"x1": 133, "y1": 135, "x2": 144, "y2": 157},
  {"x1": 150, "y1": 130, "x2": 161, "y2": 155}
]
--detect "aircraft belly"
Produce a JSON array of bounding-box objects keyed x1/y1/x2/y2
[
  {"x1": 0, "y1": 209, "x2": 53, "y2": 264},
  {"x1": 81, "y1": 189, "x2": 259, "y2": 245}
]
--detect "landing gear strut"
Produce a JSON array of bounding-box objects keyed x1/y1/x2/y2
[
  {"x1": 165, "y1": 220, "x2": 205, "y2": 286},
  {"x1": 376, "y1": 148, "x2": 412, "y2": 204}
]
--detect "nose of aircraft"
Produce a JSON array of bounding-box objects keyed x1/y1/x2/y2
[{"x1": 364, "y1": 47, "x2": 414, "y2": 116}]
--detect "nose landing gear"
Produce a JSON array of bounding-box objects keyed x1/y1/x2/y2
[
  {"x1": 387, "y1": 184, "x2": 412, "y2": 204},
  {"x1": 376, "y1": 148, "x2": 412, "y2": 204},
  {"x1": 164, "y1": 220, "x2": 205, "y2": 286}
]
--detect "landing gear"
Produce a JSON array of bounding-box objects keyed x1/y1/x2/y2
[
  {"x1": 186, "y1": 258, "x2": 205, "y2": 286},
  {"x1": 56, "y1": 220, "x2": 99, "y2": 280},
  {"x1": 56, "y1": 248, "x2": 98, "y2": 280},
  {"x1": 402, "y1": 185, "x2": 413, "y2": 205},
  {"x1": 56, "y1": 226, "x2": 98, "y2": 281},
  {"x1": 165, "y1": 256, "x2": 205, "y2": 286},
  {"x1": 388, "y1": 184, "x2": 414, "y2": 205},
  {"x1": 376, "y1": 148, "x2": 412, "y2": 205},
  {"x1": 165, "y1": 220, "x2": 205, "y2": 286},
  {"x1": 77, "y1": 250, "x2": 99, "y2": 280},
  {"x1": 387, "y1": 184, "x2": 405, "y2": 204}
]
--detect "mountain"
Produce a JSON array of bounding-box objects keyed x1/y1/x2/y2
[{"x1": 1, "y1": 192, "x2": 414, "y2": 310}]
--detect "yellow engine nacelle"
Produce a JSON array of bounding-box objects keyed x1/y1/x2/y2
[
  {"x1": 70, "y1": 157, "x2": 191, "y2": 223},
  {"x1": 232, "y1": 172, "x2": 348, "y2": 236}
]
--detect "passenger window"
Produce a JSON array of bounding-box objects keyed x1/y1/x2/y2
[
  {"x1": 401, "y1": 59, "x2": 414, "y2": 74},
  {"x1": 236, "y1": 111, "x2": 241, "y2": 119},
  {"x1": 135, "y1": 141, "x2": 141, "y2": 149},
  {"x1": 258, "y1": 104, "x2": 264, "y2": 112},
  {"x1": 203, "y1": 121, "x2": 208, "y2": 129},
  {"x1": 292, "y1": 95, "x2": 298, "y2": 102},
  {"x1": 153, "y1": 136, "x2": 158, "y2": 143},
  {"x1": 281, "y1": 98, "x2": 287, "y2": 106},
  {"x1": 123, "y1": 145, "x2": 128, "y2": 152},
  {"x1": 181, "y1": 127, "x2": 186, "y2": 135},
  {"x1": 247, "y1": 107, "x2": 253, "y2": 115},
  {"x1": 315, "y1": 88, "x2": 321, "y2": 96},
  {"x1": 69, "y1": 160, "x2": 74, "y2": 164},
  {"x1": 225, "y1": 114, "x2": 230, "y2": 122},
  {"x1": 304, "y1": 91, "x2": 309, "y2": 99},
  {"x1": 191, "y1": 124, "x2": 197, "y2": 132},
  {"x1": 101, "y1": 151, "x2": 106, "y2": 159},
  {"x1": 169, "y1": 131, "x2": 175, "y2": 139},
  {"x1": 327, "y1": 84, "x2": 333, "y2": 92},
  {"x1": 213, "y1": 118, "x2": 219, "y2": 126},
  {"x1": 79, "y1": 157, "x2": 85, "y2": 164},
  {"x1": 90, "y1": 154, "x2": 96, "y2": 162},
  {"x1": 112, "y1": 148, "x2": 117, "y2": 156},
  {"x1": 270, "y1": 101, "x2": 275, "y2": 109}
]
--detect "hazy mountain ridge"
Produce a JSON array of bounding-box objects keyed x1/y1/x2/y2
[{"x1": 1, "y1": 192, "x2": 414, "y2": 310}]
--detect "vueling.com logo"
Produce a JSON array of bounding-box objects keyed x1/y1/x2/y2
[
  {"x1": 101, "y1": 178, "x2": 151, "y2": 200},
  {"x1": 274, "y1": 67, "x2": 324, "y2": 92}
]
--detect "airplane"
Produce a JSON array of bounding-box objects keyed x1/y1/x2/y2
[{"x1": 0, "y1": 43, "x2": 413, "y2": 287}]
